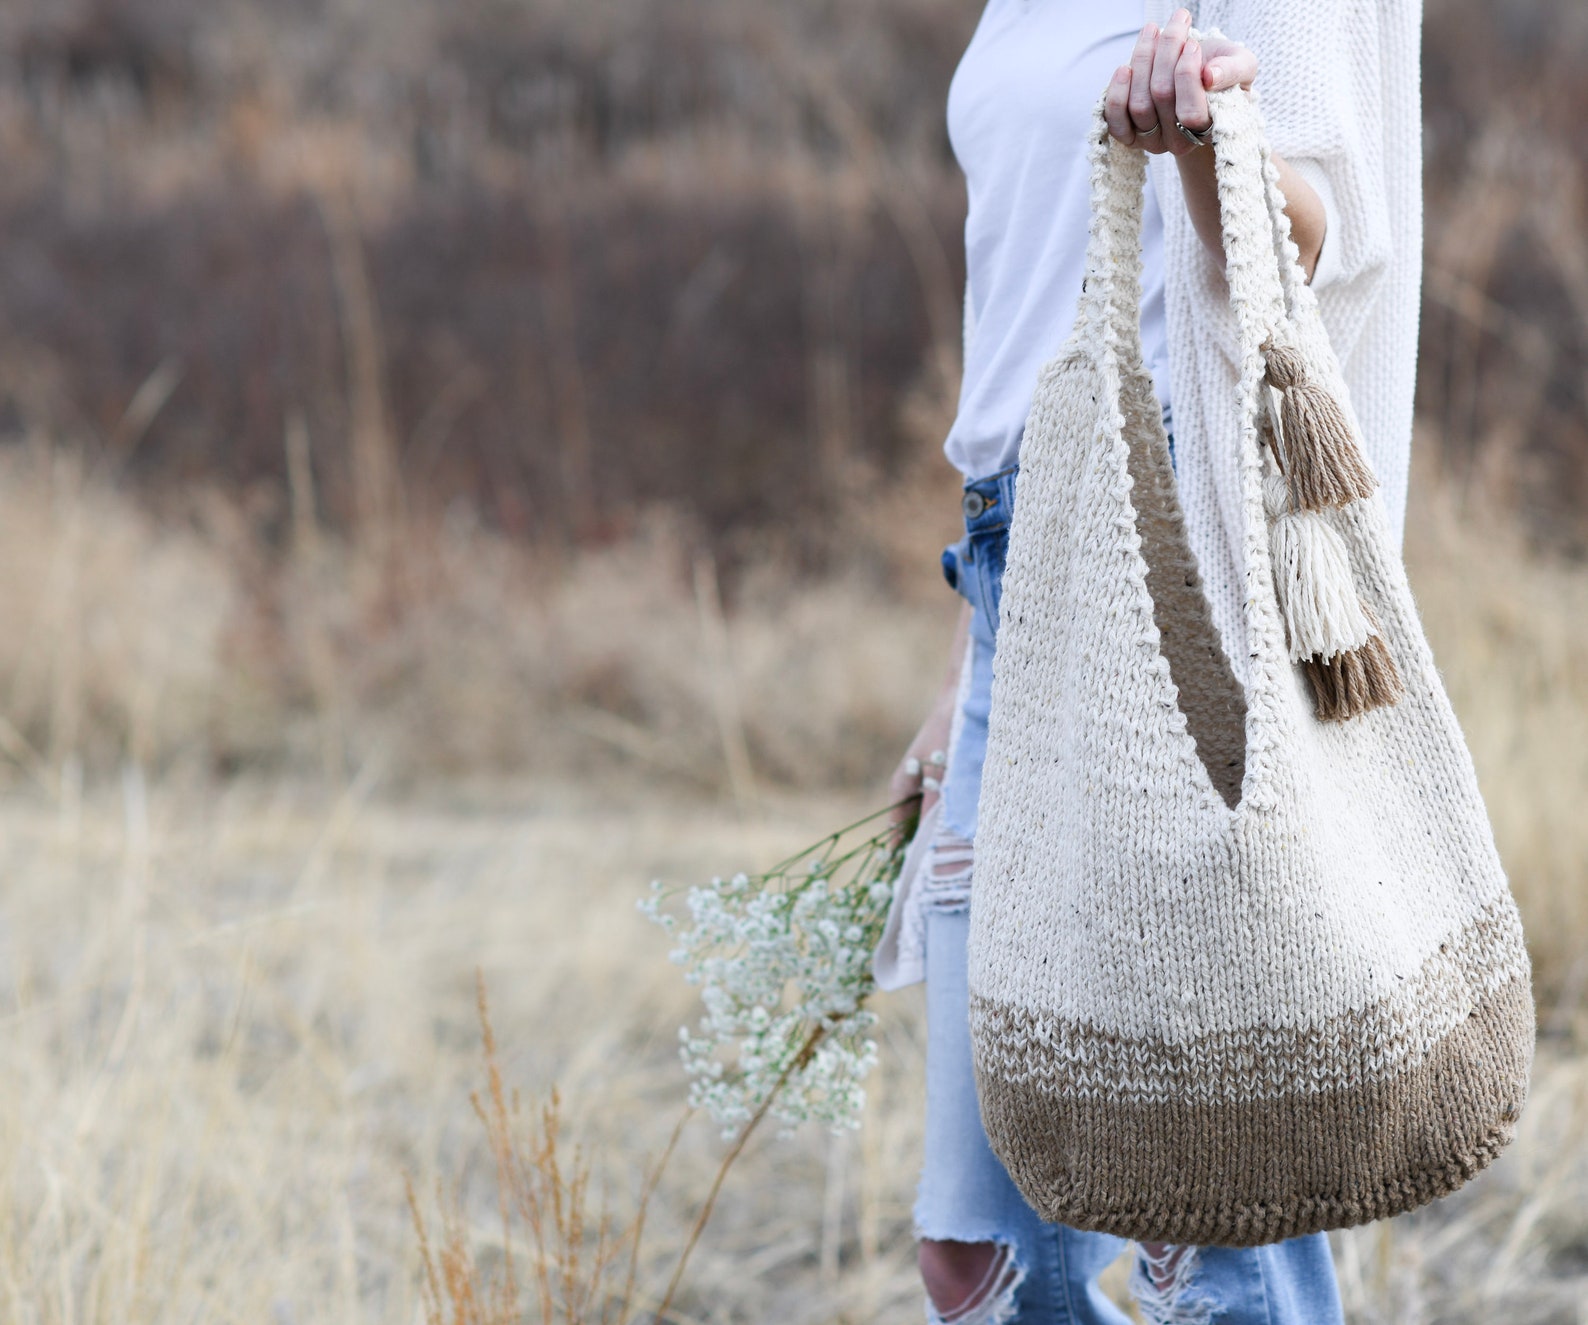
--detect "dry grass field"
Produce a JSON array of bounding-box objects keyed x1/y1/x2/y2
[
  {"x1": 0, "y1": 456, "x2": 1584, "y2": 1325},
  {"x1": 0, "y1": 0, "x2": 1585, "y2": 1321}
]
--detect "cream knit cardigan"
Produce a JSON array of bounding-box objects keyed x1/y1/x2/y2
[{"x1": 875, "y1": 0, "x2": 1423, "y2": 992}]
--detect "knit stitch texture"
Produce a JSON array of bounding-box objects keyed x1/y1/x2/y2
[
  {"x1": 1146, "y1": 0, "x2": 1424, "y2": 676},
  {"x1": 966, "y1": 87, "x2": 1534, "y2": 1247}
]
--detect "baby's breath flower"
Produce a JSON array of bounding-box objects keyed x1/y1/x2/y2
[{"x1": 643, "y1": 806, "x2": 911, "y2": 1135}]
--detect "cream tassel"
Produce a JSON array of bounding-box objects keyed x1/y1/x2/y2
[
  {"x1": 1263, "y1": 469, "x2": 1405, "y2": 721},
  {"x1": 1265, "y1": 471, "x2": 1372, "y2": 661},
  {"x1": 1264, "y1": 344, "x2": 1378, "y2": 512}
]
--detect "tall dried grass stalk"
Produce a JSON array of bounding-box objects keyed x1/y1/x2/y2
[
  {"x1": 408, "y1": 974, "x2": 684, "y2": 1325},
  {"x1": 649, "y1": 1024, "x2": 829, "y2": 1325},
  {"x1": 286, "y1": 413, "x2": 349, "y2": 781},
  {"x1": 692, "y1": 551, "x2": 759, "y2": 815},
  {"x1": 412, "y1": 976, "x2": 843, "y2": 1324},
  {"x1": 317, "y1": 184, "x2": 405, "y2": 574}
]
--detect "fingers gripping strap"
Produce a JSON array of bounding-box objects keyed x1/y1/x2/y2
[{"x1": 1078, "y1": 65, "x2": 1306, "y2": 374}]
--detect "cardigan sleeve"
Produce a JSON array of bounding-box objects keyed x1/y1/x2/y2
[
  {"x1": 1287, "y1": 157, "x2": 1346, "y2": 291},
  {"x1": 1216, "y1": 0, "x2": 1421, "y2": 367}
]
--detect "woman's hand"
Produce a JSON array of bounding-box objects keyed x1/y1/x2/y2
[
  {"x1": 1103, "y1": 8, "x2": 1258, "y2": 154},
  {"x1": 888, "y1": 693, "x2": 953, "y2": 839},
  {"x1": 1099, "y1": 8, "x2": 1325, "y2": 280},
  {"x1": 888, "y1": 601, "x2": 973, "y2": 841}
]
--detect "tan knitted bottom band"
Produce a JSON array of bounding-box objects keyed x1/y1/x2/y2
[
  {"x1": 974, "y1": 974, "x2": 1534, "y2": 1246},
  {"x1": 970, "y1": 900, "x2": 1528, "y2": 1105}
]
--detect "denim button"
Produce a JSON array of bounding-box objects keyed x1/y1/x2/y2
[{"x1": 962, "y1": 491, "x2": 987, "y2": 520}]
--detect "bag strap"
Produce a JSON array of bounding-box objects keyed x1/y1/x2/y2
[
  {"x1": 1072, "y1": 83, "x2": 1405, "y2": 725},
  {"x1": 1073, "y1": 84, "x2": 1298, "y2": 372}
]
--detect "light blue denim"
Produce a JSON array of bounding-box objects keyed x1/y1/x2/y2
[
  {"x1": 937, "y1": 463, "x2": 1017, "y2": 842},
  {"x1": 917, "y1": 462, "x2": 1346, "y2": 1324}
]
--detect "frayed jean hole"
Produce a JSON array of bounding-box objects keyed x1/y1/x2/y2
[
  {"x1": 925, "y1": 831, "x2": 975, "y2": 912},
  {"x1": 1130, "y1": 1244, "x2": 1217, "y2": 1325},
  {"x1": 922, "y1": 1240, "x2": 1025, "y2": 1325}
]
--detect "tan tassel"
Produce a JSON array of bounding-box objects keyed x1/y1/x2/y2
[
  {"x1": 1301, "y1": 612, "x2": 1406, "y2": 722},
  {"x1": 1264, "y1": 344, "x2": 1378, "y2": 512},
  {"x1": 1263, "y1": 463, "x2": 1405, "y2": 722}
]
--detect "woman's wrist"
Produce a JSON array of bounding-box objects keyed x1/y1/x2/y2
[
  {"x1": 1268, "y1": 153, "x2": 1326, "y2": 282},
  {"x1": 1172, "y1": 141, "x2": 1224, "y2": 267}
]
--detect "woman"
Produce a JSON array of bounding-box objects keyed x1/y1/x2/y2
[{"x1": 878, "y1": 3, "x2": 1422, "y2": 1322}]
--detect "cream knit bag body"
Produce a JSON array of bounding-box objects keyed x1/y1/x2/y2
[{"x1": 967, "y1": 88, "x2": 1535, "y2": 1247}]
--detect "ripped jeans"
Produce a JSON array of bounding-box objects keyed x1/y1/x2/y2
[{"x1": 916, "y1": 464, "x2": 1345, "y2": 1325}]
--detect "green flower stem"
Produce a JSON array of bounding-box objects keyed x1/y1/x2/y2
[{"x1": 650, "y1": 1023, "x2": 829, "y2": 1325}]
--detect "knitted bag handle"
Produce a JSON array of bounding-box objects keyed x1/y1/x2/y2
[
  {"x1": 1073, "y1": 85, "x2": 1291, "y2": 380},
  {"x1": 1071, "y1": 84, "x2": 1404, "y2": 722}
]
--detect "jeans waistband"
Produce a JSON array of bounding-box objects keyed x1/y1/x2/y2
[
  {"x1": 940, "y1": 464, "x2": 1018, "y2": 611},
  {"x1": 957, "y1": 463, "x2": 1018, "y2": 537}
]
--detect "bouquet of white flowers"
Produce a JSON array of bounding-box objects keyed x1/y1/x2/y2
[
  {"x1": 413, "y1": 805, "x2": 919, "y2": 1325},
  {"x1": 639, "y1": 803, "x2": 912, "y2": 1320},
  {"x1": 641, "y1": 804, "x2": 910, "y2": 1138}
]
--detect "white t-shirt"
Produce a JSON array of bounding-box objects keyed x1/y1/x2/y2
[{"x1": 945, "y1": 0, "x2": 1171, "y2": 480}]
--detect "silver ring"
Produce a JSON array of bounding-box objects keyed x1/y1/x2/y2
[
  {"x1": 1135, "y1": 122, "x2": 1163, "y2": 138},
  {"x1": 1175, "y1": 119, "x2": 1213, "y2": 147}
]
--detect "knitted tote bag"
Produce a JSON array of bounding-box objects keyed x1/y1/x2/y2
[{"x1": 966, "y1": 87, "x2": 1535, "y2": 1248}]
